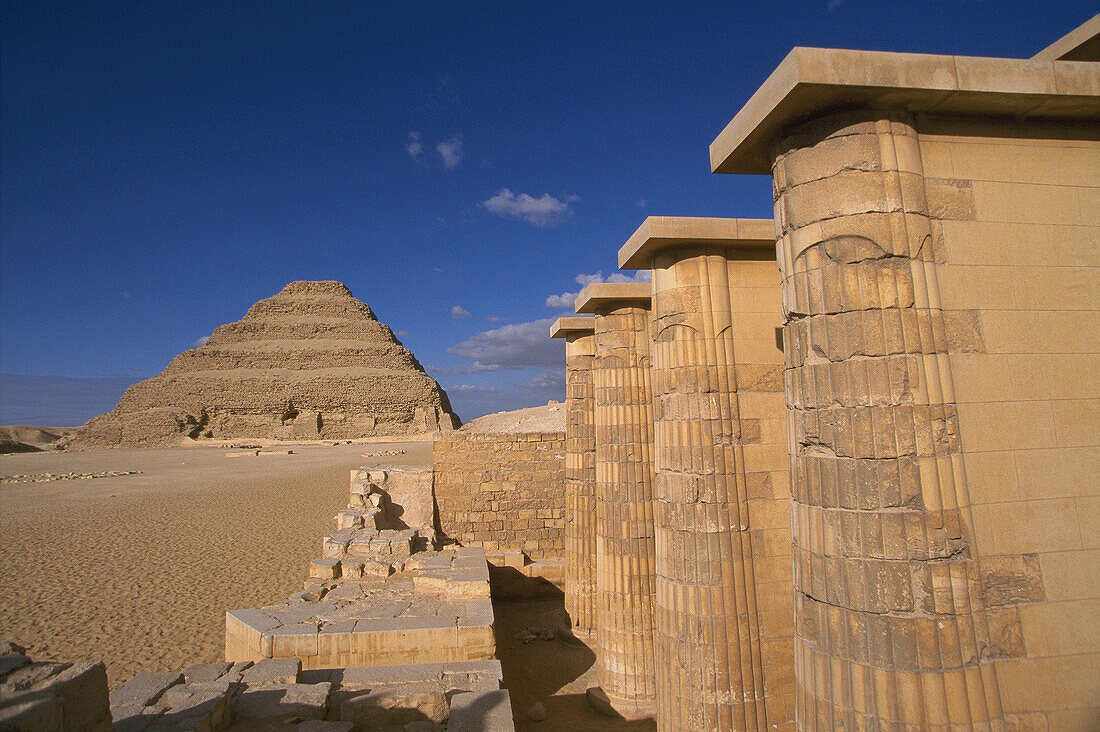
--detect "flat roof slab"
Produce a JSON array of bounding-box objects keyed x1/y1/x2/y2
[
  {"x1": 574, "y1": 283, "x2": 651, "y2": 314},
  {"x1": 1032, "y1": 14, "x2": 1100, "y2": 62},
  {"x1": 618, "y1": 216, "x2": 775, "y2": 270},
  {"x1": 549, "y1": 316, "x2": 596, "y2": 339},
  {"x1": 710, "y1": 46, "x2": 1100, "y2": 175}
]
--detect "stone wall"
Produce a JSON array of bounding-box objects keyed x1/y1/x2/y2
[
  {"x1": 433, "y1": 431, "x2": 566, "y2": 560},
  {"x1": 917, "y1": 118, "x2": 1100, "y2": 729}
]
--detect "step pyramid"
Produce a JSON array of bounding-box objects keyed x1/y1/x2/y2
[{"x1": 72, "y1": 281, "x2": 459, "y2": 447}]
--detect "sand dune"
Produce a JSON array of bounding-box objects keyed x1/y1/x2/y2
[
  {"x1": 0, "y1": 440, "x2": 431, "y2": 689},
  {"x1": 0, "y1": 425, "x2": 75, "y2": 452}
]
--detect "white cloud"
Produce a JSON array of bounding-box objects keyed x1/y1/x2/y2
[
  {"x1": 455, "y1": 362, "x2": 501, "y2": 374},
  {"x1": 574, "y1": 270, "x2": 651, "y2": 286},
  {"x1": 482, "y1": 189, "x2": 577, "y2": 226},
  {"x1": 394, "y1": 329, "x2": 410, "y2": 337},
  {"x1": 406, "y1": 131, "x2": 425, "y2": 161},
  {"x1": 525, "y1": 369, "x2": 566, "y2": 390},
  {"x1": 436, "y1": 134, "x2": 464, "y2": 168},
  {"x1": 190, "y1": 335, "x2": 210, "y2": 348},
  {"x1": 450, "y1": 305, "x2": 470, "y2": 319},
  {"x1": 447, "y1": 318, "x2": 564, "y2": 370},
  {"x1": 545, "y1": 292, "x2": 578, "y2": 309},
  {"x1": 454, "y1": 384, "x2": 500, "y2": 396},
  {"x1": 485, "y1": 315, "x2": 503, "y2": 323}
]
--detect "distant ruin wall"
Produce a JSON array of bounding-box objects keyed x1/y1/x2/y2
[{"x1": 432, "y1": 432, "x2": 566, "y2": 560}]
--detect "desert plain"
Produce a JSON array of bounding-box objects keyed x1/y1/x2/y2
[{"x1": 0, "y1": 438, "x2": 432, "y2": 690}]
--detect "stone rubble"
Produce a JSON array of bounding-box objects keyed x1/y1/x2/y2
[{"x1": 1, "y1": 470, "x2": 141, "y2": 484}]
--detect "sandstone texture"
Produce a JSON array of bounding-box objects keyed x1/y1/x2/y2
[{"x1": 69, "y1": 281, "x2": 459, "y2": 448}]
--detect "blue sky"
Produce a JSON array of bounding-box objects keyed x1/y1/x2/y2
[{"x1": 1, "y1": 2, "x2": 1093, "y2": 425}]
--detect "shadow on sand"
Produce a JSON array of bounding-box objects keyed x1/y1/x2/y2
[{"x1": 491, "y1": 584, "x2": 657, "y2": 731}]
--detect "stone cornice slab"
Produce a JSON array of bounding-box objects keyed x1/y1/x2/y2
[
  {"x1": 618, "y1": 216, "x2": 775, "y2": 270},
  {"x1": 574, "y1": 283, "x2": 651, "y2": 314},
  {"x1": 710, "y1": 46, "x2": 1100, "y2": 175},
  {"x1": 549, "y1": 316, "x2": 595, "y2": 339}
]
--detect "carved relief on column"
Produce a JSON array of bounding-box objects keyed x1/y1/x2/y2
[
  {"x1": 579, "y1": 285, "x2": 658, "y2": 719},
  {"x1": 773, "y1": 112, "x2": 1003, "y2": 730}
]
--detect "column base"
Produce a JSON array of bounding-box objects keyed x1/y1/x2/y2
[{"x1": 586, "y1": 687, "x2": 657, "y2": 720}]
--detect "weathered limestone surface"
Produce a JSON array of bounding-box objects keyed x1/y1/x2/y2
[
  {"x1": 71, "y1": 280, "x2": 459, "y2": 447},
  {"x1": 576, "y1": 283, "x2": 658, "y2": 719},
  {"x1": 347, "y1": 467, "x2": 437, "y2": 546},
  {"x1": 108, "y1": 657, "x2": 513, "y2": 731},
  {"x1": 620, "y1": 217, "x2": 794, "y2": 731},
  {"x1": 772, "y1": 113, "x2": 1005, "y2": 730},
  {"x1": 227, "y1": 545, "x2": 494, "y2": 670},
  {"x1": 0, "y1": 643, "x2": 112, "y2": 731},
  {"x1": 550, "y1": 316, "x2": 598, "y2": 638}
]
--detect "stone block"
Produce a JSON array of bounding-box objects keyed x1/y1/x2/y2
[
  {"x1": 295, "y1": 722, "x2": 354, "y2": 732},
  {"x1": 362, "y1": 560, "x2": 395, "y2": 578},
  {"x1": 232, "y1": 682, "x2": 331, "y2": 722},
  {"x1": 240, "y1": 658, "x2": 301, "y2": 686},
  {"x1": 448, "y1": 689, "x2": 516, "y2": 732},
  {"x1": 110, "y1": 671, "x2": 185, "y2": 708},
  {"x1": 0, "y1": 696, "x2": 65, "y2": 732},
  {"x1": 310, "y1": 558, "x2": 341, "y2": 580},
  {"x1": 327, "y1": 683, "x2": 448, "y2": 728},
  {"x1": 0, "y1": 660, "x2": 68, "y2": 693},
  {"x1": 181, "y1": 662, "x2": 231, "y2": 685}
]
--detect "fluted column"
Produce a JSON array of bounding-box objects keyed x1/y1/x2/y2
[
  {"x1": 773, "y1": 112, "x2": 1003, "y2": 730},
  {"x1": 550, "y1": 316, "x2": 598, "y2": 638},
  {"x1": 620, "y1": 216, "x2": 789, "y2": 731},
  {"x1": 576, "y1": 283, "x2": 657, "y2": 719}
]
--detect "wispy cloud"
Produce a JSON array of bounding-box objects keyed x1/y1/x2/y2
[
  {"x1": 455, "y1": 362, "x2": 501, "y2": 374},
  {"x1": 545, "y1": 292, "x2": 578, "y2": 309},
  {"x1": 436, "y1": 134, "x2": 464, "y2": 168},
  {"x1": 574, "y1": 270, "x2": 651, "y2": 286},
  {"x1": 190, "y1": 335, "x2": 210, "y2": 348},
  {"x1": 525, "y1": 369, "x2": 566, "y2": 390},
  {"x1": 485, "y1": 315, "x2": 503, "y2": 323},
  {"x1": 406, "y1": 131, "x2": 425, "y2": 161},
  {"x1": 394, "y1": 329, "x2": 410, "y2": 338},
  {"x1": 449, "y1": 305, "x2": 470, "y2": 319},
  {"x1": 447, "y1": 318, "x2": 564, "y2": 370},
  {"x1": 542, "y1": 271, "x2": 650, "y2": 310},
  {"x1": 482, "y1": 189, "x2": 578, "y2": 226}
]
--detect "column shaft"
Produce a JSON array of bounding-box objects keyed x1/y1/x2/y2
[
  {"x1": 773, "y1": 112, "x2": 1003, "y2": 730},
  {"x1": 650, "y1": 247, "x2": 776, "y2": 731},
  {"x1": 594, "y1": 303, "x2": 658, "y2": 717},
  {"x1": 565, "y1": 331, "x2": 597, "y2": 636}
]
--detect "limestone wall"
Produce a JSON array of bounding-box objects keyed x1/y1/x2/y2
[
  {"x1": 432, "y1": 431, "x2": 566, "y2": 560},
  {"x1": 916, "y1": 118, "x2": 1100, "y2": 729}
]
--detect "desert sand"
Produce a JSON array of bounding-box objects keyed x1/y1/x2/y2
[{"x1": 0, "y1": 439, "x2": 432, "y2": 690}]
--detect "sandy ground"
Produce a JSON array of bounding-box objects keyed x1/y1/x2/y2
[
  {"x1": 493, "y1": 598, "x2": 656, "y2": 731},
  {"x1": 0, "y1": 439, "x2": 432, "y2": 689}
]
